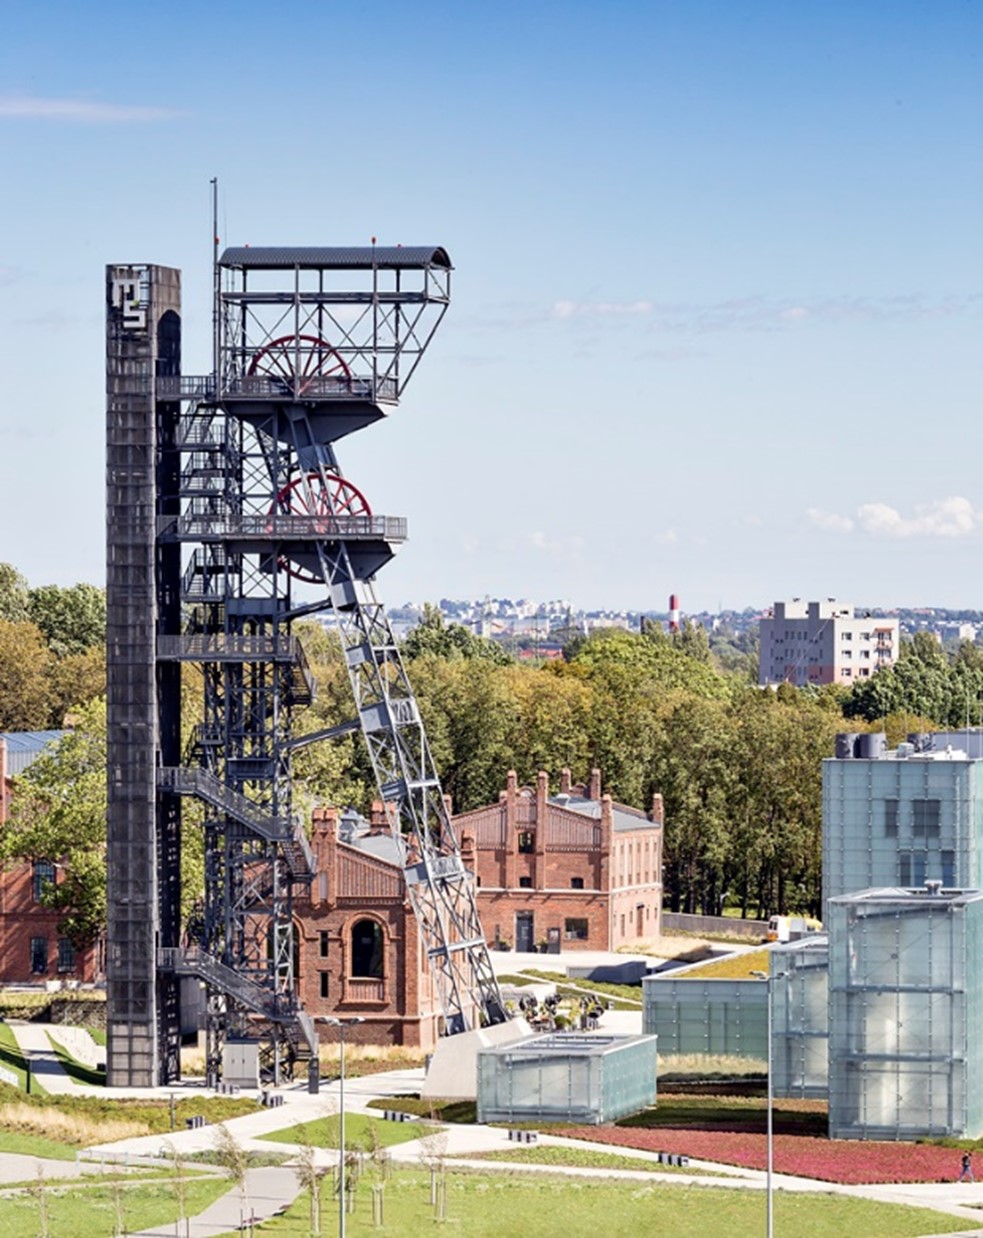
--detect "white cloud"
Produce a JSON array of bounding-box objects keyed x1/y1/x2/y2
[
  {"x1": 857, "y1": 496, "x2": 978, "y2": 539},
  {"x1": 808, "y1": 496, "x2": 979, "y2": 539},
  {"x1": 807, "y1": 507, "x2": 855, "y2": 534},
  {"x1": 654, "y1": 528, "x2": 678, "y2": 544},
  {"x1": 545, "y1": 292, "x2": 983, "y2": 334},
  {"x1": 549, "y1": 299, "x2": 654, "y2": 319},
  {"x1": 0, "y1": 95, "x2": 181, "y2": 122}
]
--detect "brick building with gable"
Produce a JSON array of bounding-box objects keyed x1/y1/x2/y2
[
  {"x1": 293, "y1": 803, "x2": 442, "y2": 1049},
  {"x1": 457, "y1": 768, "x2": 664, "y2": 954},
  {"x1": 0, "y1": 732, "x2": 100, "y2": 984}
]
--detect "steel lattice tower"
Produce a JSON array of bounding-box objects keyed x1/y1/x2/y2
[{"x1": 106, "y1": 245, "x2": 506, "y2": 1089}]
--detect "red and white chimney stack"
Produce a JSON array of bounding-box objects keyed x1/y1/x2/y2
[{"x1": 668, "y1": 593, "x2": 680, "y2": 634}]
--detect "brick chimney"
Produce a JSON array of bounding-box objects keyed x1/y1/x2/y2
[
  {"x1": 368, "y1": 800, "x2": 390, "y2": 834},
  {"x1": 560, "y1": 767, "x2": 572, "y2": 794},
  {"x1": 589, "y1": 767, "x2": 602, "y2": 801},
  {"x1": 650, "y1": 791, "x2": 665, "y2": 826}
]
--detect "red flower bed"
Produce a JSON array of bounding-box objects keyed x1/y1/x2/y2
[{"x1": 555, "y1": 1126, "x2": 966, "y2": 1185}]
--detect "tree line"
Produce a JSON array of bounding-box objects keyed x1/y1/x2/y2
[{"x1": 8, "y1": 559, "x2": 983, "y2": 946}]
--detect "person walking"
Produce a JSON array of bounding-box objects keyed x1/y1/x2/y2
[{"x1": 958, "y1": 1151, "x2": 974, "y2": 1183}]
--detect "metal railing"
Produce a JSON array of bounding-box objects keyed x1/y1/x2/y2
[
  {"x1": 158, "y1": 514, "x2": 406, "y2": 542},
  {"x1": 157, "y1": 947, "x2": 283, "y2": 1018},
  {"x1": 158, "y1": 766, "x2": 315, "y2": 879},
  {"x1": 157, "y1": 374, "x2": 397, "y2": 404},
  {"x1": 159, "y1": 634, "x2": 302, "y2": 660}
]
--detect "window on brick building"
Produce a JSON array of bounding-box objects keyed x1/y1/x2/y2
[
  {"x1": 57, "y1": 938, "x2": 75, "y2": 972},
  {"x1": 319, "y1": 931, "x2": 329, "y2": 958},
  {"x1": 570, "y1": 877, "x2": 584, "y2": 890},
  {"x1": 564, "y1": 919, "x2": 588, "y2": 941},
  {"x1": 33, "y1": 860, "x2": 55, "y2": 903},
  {"x1": 518, "y1": 831, "x2": 535, "y2": 854},
  {"x1": 30, "y1": 937, "x2": 47, "y2": 974},
  {"x1": 351, "y1": 919, "x2": 383, "y2": 978},
  {"x1": 320, "y1": 972, "x2": 329, "y2": 999},
  {"x1": 518, "y1": 876, "x2": 532, "y2": 888}
]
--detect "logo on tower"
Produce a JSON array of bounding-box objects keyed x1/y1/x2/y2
[{"x1": 110, "y1": 268, "x2": 148, "y2": 331}]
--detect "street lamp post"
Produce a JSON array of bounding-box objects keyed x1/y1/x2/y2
[
  {"x1": 317, "y1": 1016, "x2": 365, "y2": 1238},
  {"x1": 751, "y1": 969, "x2": 774, "y2": 1238}
]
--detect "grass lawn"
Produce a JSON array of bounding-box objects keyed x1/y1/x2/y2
[
  {"x1": 463, "y1": 1144, "x2": 726, "y2": 1176},
  {"x1": 0, "y1": 1129, "x2": 78, "y2": 1160},
  {"x1": 0, "y1": 1175, "x2": 229, "y2": 1238},
  {"x1": 366, "y1": 1095, "x2": 477, "y2": 1123},
  {"x1": 623, "y1": 1092, "x2": 828, "y2": 1137},
  {"x1": 672, "y1": 947, "x2": 772, "y2": 980},
  {"x1": 0, "y1": 1020, "x2": 44, "y2": 1094},
  {"x1": 0, "y1": 1081, "x2": 260, "y2": 1145},
  {"x1": 249, "y1": 1168, "x2": 972, "y2": 1237},
  {"x1": 86, "y1": 1028, "x2": 107, "y2": 1048},
  {"x1": 48, "y1": 1040, "x2": 105, "y2": 1088},
  {"x1": 260, "y1": 1112, "x2": 429, "y2": 1150},
  {"x1": 517, "y1": 969, "x2": 643, "y2": 1007}
]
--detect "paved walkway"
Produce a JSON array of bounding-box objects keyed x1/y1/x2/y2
[
  {"x1": 5, "y1": 1019, "x2": 78, "y2": 1094},
  {"x1": 131, "y1": 1166, "x2": 300, "y2": 1237}
]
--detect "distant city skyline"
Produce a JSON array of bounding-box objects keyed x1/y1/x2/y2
[{"x1": 2, "y1": 3, "x2": 981, "y2": 613}]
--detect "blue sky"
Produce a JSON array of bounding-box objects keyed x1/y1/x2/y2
[{"x1": 1, "y1": 1, "x2": 981, "y2": 614}]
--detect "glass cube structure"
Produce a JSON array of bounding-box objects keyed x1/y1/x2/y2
[
  {"x1": 823, "y1": 744, "x2": 983, "y2": 912},
  {"x1": 642, "y1": 977, "x2": 767, "y2": 1059},
  {"x1": 476, "y1": 1032, "x2": 657, "y2": 1125},
  {"x1": 771, "y1": 936, "x2": 829, "y2": 1099},
  {"x1": 827, "y1": 887, "x2": 983, "y2": 1140}
]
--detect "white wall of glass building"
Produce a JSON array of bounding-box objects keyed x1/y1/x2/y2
[{"x1": 827, "y1": 886, "x2": 983, "y2": 1141}]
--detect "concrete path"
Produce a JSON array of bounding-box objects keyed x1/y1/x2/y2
[
  {"x1": 131, "y1": 1165, "x2": 300, "y2": 1237},
  {"x1": 5, "y1": 1019, "x2": 78, "y2": 1094},
  {"x1": 0, "y1": 1152, "x2": 153, "y2": 1185}
]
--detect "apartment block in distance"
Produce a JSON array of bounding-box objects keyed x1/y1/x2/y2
[{"x1": 759, "y1": 599, "x2": 899, "y2": 687}]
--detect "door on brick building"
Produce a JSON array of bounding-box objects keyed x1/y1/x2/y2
[
  {"x1": 515, "y1": 912, "x2": 534, "y2": 954},
  {"x1": 636, "y1": 905, "x2": 645, "y2": 937}
]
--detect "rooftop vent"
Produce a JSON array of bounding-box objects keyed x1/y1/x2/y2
[{"x1": 925, "y1": 880, "x2": 943, "y2": 896}]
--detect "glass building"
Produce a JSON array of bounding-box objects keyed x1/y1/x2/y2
[
  {"x1": 827, "y1": 886, "x2": 983, "y2": 1140},
  {"x1": 770, "y1": 936, "x2": 829, "y2": 1099},
  {"x1": 642, "y1": 977, "x2": 767, "y2": 1059},
  {"x1": 476, "y1": 1032, "x2": 657, "y2": 1125},
  {"x1": 823, "y1": 735, "x2": 983, "y2": 912}
]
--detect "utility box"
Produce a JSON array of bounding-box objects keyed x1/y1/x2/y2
[{"x1": 222, "y1": 1038, "x2": 260, "y2": 1089}]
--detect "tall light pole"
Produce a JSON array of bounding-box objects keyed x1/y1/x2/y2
[
  {"x1": 317, "y1": 1016, "x2": 365, "y2": 1237},
  {"x1": 751, "y1": 969, "x2": 773, "y2": 1238}
]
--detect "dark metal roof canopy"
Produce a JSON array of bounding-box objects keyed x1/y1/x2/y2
[{"x1": 219, "y1": 246, "x2": 451, "y2": 271}]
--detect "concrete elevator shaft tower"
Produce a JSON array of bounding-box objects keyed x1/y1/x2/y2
[{"x1": 106, "y1": 247, "x2": 506, "y2": 1088}]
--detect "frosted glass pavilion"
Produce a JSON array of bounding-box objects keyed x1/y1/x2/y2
[
  {"x1": 476, "y1": 1032, "x2": 657, "y2": 1125},
  {"x1": 827, "y1": 886, "x2": 983, "y2": 1140}
]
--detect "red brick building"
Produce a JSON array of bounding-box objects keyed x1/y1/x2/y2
[
  {"x1": 0, "y1": 733, "x2": 100, "y2": 985},
  {"x1": 457, "y1": 768, "x2": 663, "y2": 953},
  {"x1": 294, "y1": 805, "x2": 442, "y2": 1049}
]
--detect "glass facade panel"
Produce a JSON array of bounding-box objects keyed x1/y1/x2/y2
[
  {"x1": 642, "y1": 978, "x2": 767, "y2": 1059},
  {"x1": 828, "y1": 888, "x2": 983, "y2": 1140},
  {"x1": 771, "y1": 937, "x2": 829, "y2": 1099}
]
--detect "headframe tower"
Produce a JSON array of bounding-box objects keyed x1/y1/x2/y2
[{"x1": 106, "y1": 244, "x2": 506, "y2": 1088}]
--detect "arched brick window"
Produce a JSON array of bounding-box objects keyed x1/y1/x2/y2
[{"x1": 351, "y1": 919, "x2": 384, "y2": 978}]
